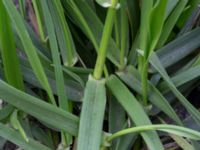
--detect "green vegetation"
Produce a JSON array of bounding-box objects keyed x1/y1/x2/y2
[{"x1": 0, "y1": 0, "x2": 200, "y2": 149}]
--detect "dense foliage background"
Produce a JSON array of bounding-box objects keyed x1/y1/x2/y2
[{"x1": 0, "y1": 0, "x2": 200, "y2": 150}]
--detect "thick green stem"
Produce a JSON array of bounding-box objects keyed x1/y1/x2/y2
[{"x1": 93, "y1": 0, "x2": 118, "y2": 80}]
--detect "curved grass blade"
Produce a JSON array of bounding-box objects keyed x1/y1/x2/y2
[
  {"x1": 0, "y1": 123, "x2": 51, "y2": 150},
  {"x1": 106, "y1": 75, "x2": 164, "y2": 150},
  {"x1": 107, "y1": 124, "x2": 200, "y2": 142},
  {"x1": 149, "y1": 52, "x2": 200, "y2": 126},
  {"x1": 2, "y1": 0, "x2": 56, "y2": 105},
  {"x1": 77, "y1": 76, "x2": 106, "y2": 150},
  {"x1": 0, "y1": 80, "x2": 79, "y2": 136},
  {"x1": 117, "y1": 66, "x2": 182, "y2": 125},
  {"x1": 18, "y1": 0, "x2": 25, "y2": 18}
]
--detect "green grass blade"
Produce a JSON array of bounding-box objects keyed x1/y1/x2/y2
[
  {"x1": 158, "y1": 65, "x2": 200, "y2": 93},
  {"x1": 0, "y1": 105, "x2": 13, "y2": 121},
  {"x1": 85, "y1": 0, "x2": 95, "y2": 10},
  {"x1": 151, "y1": 27, "x2": 200, "y2": 72},
  {"x1": 0, "y1": 80, "x2": 79, "y2": 136},
  {"x1": 106, "y1": 75, "x2": 164, "y2": 150},
  {"x1": 0, "y1": 0, "x2": 24, "y2": 90},
  {"x1": 109, "y1": 97, "x2": 126, "y2": 149},
  {"x1": 63, "y1": 0, "x2": 120, "y2": 67},
  {"x1": 157, "y1": 0, "x2": 188, "y2": 48},
  {"x1": 0, "y1": 1, "x2": 27, "y2": 141},
  {"x1": 0, "y1": 123, "x2": 51, "y2": 150},
  {"x1": 2, "y1": 0, "x2": 56, "y2": 105},
  {"x1": 107, "y1": 124, "x2": 200, "y2": 142},
  {"x1": 10, "y1": 110, "x2": 28, "y2": 142},
  {"x1": 127, "y1": 0, "x2": 140, "y2": 41},
  {"x1": 139, "y1": 0, "x2": 153, "y2": 52},
  {"x1": 40, "y1": 0, "x2": 72, "y2": 145},
  {"x1": 77, "y1": 76, "x2": 106, "y2": 150},
  {"x1": 147, "y1": 0, "x2": 167, "y2": 56},
  {"x1": 177, "y1": 0, "x2": 200, "y2": 27},
  {"x1": 165, "y1": 0, "x2": 179, "y2": 19},
  {"x1": 48, "y1": 0, "x2": 77, "y2": 66},
  {"x1": 117, "y1": 66, "x2": 182, "y2": 125},
  {"x1": 119, "y1": 0, "x2": 129, "y2": 70},
  {"x1": 18, "y1": 62, "x2": 83, "y2": 102},
  {"x1": 149, "y1": 52, "x2": 200, "y2": 126},
  {"x1": 170, "y1": 134, "x2": 195, "y2": 150},
  {"x1": 32, "y1": 0, "x2": 46, "y2": 42},
  {"x1": 40, "y1": 0, "x2": 69, "y2": 113}
]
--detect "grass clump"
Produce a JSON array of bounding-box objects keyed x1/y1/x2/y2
[{"x1": 0, "y1": 0, "x2": 200, "y2": 150}]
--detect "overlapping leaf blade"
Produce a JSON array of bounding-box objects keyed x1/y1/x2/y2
[
  {"x1": 77, "y1": 76, "x2": 106, "y2": 150},
  {"x1": 0, "y1": 80, "x2": 79, "y2": 136},
  {"x1": 150, "y1": 52, "x2": 200, "y2": 126},
  {"x1": 2, "y1": 0, "x2": 55, "y2": 105},
  {"x1": 0, "y1": 123, "x2": 51, "y2": 150},
  {"x1": 117, "y1": 66, "x2": 182, "y2": 125},
  {"x1": 106, "y1": 75, "x2": 164, "y2": 150}
]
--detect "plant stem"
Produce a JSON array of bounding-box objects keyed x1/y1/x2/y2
[
  {"x1": 141, "y1": 61, "x2": 148, "y2": 105},
  {"x1": 93, "y1": 0, "x2": 118, "y2": 80},
  {"x1": 107, "y1": 124, "x2": 200, "y2": 142}
]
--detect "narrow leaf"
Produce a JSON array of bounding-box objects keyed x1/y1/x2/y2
[
  {"x1": 150, "y1": 52, "x2": 200, "y2": 126},
  {"x1": 0, "y1": 80, "x2": 79, "y2": 136},
  {"x1": 77, "y1": 76, "x2": 106, "y2": 150},
  {"x1": 106, "y1": 75, "x2": 164, "y2": 150},
  {"x1": 117, "y1": 66, "x2": 182, "y2": 125},
  {"x1": 2, "y1": 0, "x2": 56, "y2": 105},
  {"x1": 0, "y1": 123, "x2": 51, "y2": 150}
]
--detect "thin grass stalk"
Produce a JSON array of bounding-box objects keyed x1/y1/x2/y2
[
  {"x1": 93, "y1": 0, "x2": 119, "y2": 79},
  {"x1": 107, "y1": 124, "x2": 200, "y2": 142}
]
